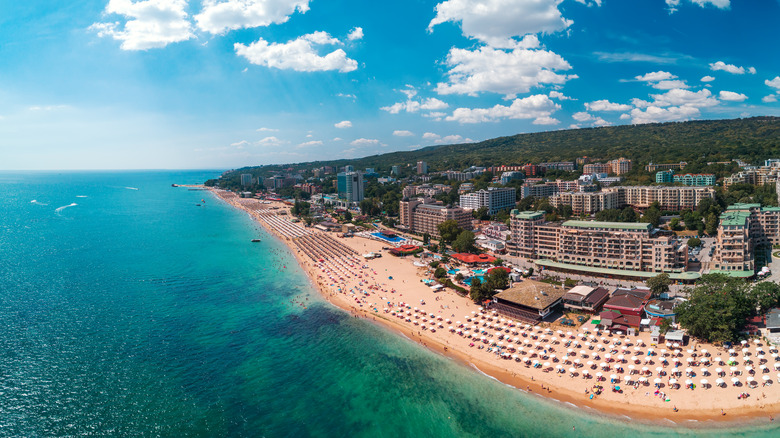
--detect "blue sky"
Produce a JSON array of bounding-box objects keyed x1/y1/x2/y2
[{"x1": 1, "y1": 0, "x2": 779, "y2": 170}]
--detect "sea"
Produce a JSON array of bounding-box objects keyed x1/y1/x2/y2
[{"x1": 0, "y1": 170, "x2": 777, "y2": 437}]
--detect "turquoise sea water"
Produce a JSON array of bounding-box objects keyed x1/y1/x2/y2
[{"x1": 1, "y1": 171, "x2": 778, "y2": 437}]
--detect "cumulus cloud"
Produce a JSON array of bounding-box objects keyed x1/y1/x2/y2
[
  {"x1": 650, "y1": 88, "x2": 719, "y2": 108},
  {"x1": 766, "y1": 77, "x2": 780, "y2": 91},
  {"x1": 700, "y1": 75, "x2": 715, "y2": 82},
  {"x1": 718, "y1": 90, "x2": 748, "y2": 102},
  {"x1": 630, "y1": 105, "x2": 701, "y2": 124},
  {"x1": 393, "y1": 130, "x2": 414, "y2": 137},
  {"x1": 347, "y1": 27, "x2": 363, "y2": 41},
  {"x1": 635, "y1": 71, "x2": 676, "y2": 82},
  {"x1": 762, "y1": 95, "x2": 778, "y2": 103},
  {"x1": 445, "y1": 94, "x2": 560, "y2": 124},
  {"x1": 298, "y1": 140, "x2": 323, "y2": 147},
  {"x1": 666, "y1": 0, "x2": 730, "y2": 13},
  {"x1": 709, "y1": 61, "x2": 754, "y2": 75},
  {"x1": 381, "y1": 86, "x2": 449, "y2": 114},
  {"x1": 350, "y1": 138, "x2": 380, "y2": 146},
  {"x1": 549, "y1": 90, "x2": 574, "y2": 100},
  {"x1": 422, "y1": 132, "x2": 440, "y2": 140},
  {"x1": 195, "y1": 0, "x2": 310, "y2": 34},
  {"x1": 572, "y1": 112, "x2": 593, "y2": 122},
  {"x1": 593, "y1": 118, "x2": 611, "y2": 127},
  {"x1": 257, "y1": 127, "x2": 278, "y2": 132},
  {"x1": 435, "y1": 41, "x2": 575, "y2": 98},
  {"x1": 234, "y1": 32, "x2": 357, "y2": 72},
  {"x1": 628, "y1": 88, "x2": 721, "y2": 124},
  {"x1": 90, "y1": 0, "x2": 194, "y2": 50},
  {"x1": 575, "y1": 0, "x2": 602, "y2": 6},
  {"x1": 428, "y1": 0, "x2": 572, "y2": 47},
  {"x1": 585, "y1": 100, "x2": 632, "y2": 112},
  {"x1": 652, "y1": 80, "x2": 689, "y2": 90},
  {"x1": 334, "y1": 120, "x2": 352, "y2": 128},
  {"x1": 257, "y1": 136, "x2": 286, "y2": 146}
]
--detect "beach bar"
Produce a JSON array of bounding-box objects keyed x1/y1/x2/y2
[{"x1": 491, "y1": 280, "x2": 566, "y2": 323}]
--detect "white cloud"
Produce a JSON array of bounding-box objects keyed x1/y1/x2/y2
[
  {"x1": 700, "y1": 75, "x2": 715, "y2": 82},
  {"x1": 257, "y1": 127, "x2": 278, "y2": 132},
  {"x1": 347, "y1": 27, "x2": 364, "y2": 41},
  {"x1": 630, "y1": 105, "x2": 701, "y2": 124},
  {"x1": 435, "y1": 42, "x2": 575, "y2": 98},
  {"x1": 257, "y1": 136, "x2": 285, "y2": 146},
  {"x1": 652, "y1": 80, "x2": 689, "y2": 90},
  {"x1": 332, "y1": 137, "x2": 342, "y2": 141},
  {"x1": 336, "y1": 93, "x2": 356, "y2": 99},
  {"x1": 298, "y1": 140, "x2": 323, "y2": 147},
  {"x1": 422, "y1": 132, "x2": 441, "y2": 140},
  {"x1": 195, "y1": 0, "x2": 310, "y2": 34},
  {"x1": 393, "y1": 130, "x2": 414, "y2": 137},
  {"x1": 718, "y1": 90, "x2": 748, "y2": 102},
  {"x1": 445, "y1": 94, "x2": 560, "y2": 124},
  {"x1": 709, "y1": 61, "x2": 754, "y2": 75},
  {"x1": 766, "y1": 77, "x2": 780, "y2": 91},
  {"x1": 381, "y1": 87, "x2": 449, "y2": 114},
  {"x1": 572, "y1": 112, "x2": 593, "y2": 122},
  {"x1": 549, "y1": 91, "x2": 574, "y2": 100},
  {"x1": 428, "y1": 0, "x2": 572, "y2": 47},
  {"x1": 334, "y1": 120, "x2": 352, "y2": 128},
  {"x1": 593, "y1": 118, "x2": 611, "y2": 127},
  {"x1": 650, "y1": 88, "x2": 719, "y2": 108},
  {"x1": 585, "y1": 100, "x2": 632, "y2": 112},
  {"x1": 666, "y1": 0, "x2": 730, "y2": 13},
  {"x1": 350, "y1": 138, "x2": 380, "y2": 146},
  {"x1": 90, "y1": 0, "x2": 194, "y2": 50},
  {"x1": 440, "y1": 134, "x2": 463, "y2": 143},
  {"x1": 235, "y1": 32, "x2": 357, "y2": 72},
  {"x1": 575, "y1": 0, "x2": 602, "y2": 6},
  {"x1": 762, "y1": 95, "x2": 778, "y2": 103},
  {"x1": 635, "y1": 71, "x2": 676, "y2": 82}
]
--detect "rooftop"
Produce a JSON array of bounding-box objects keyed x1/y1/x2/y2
[
  {"x1": 707, "y1": 269, "x2": 755, "y2": 278},
  {"x1": 726, "y1": 203, "x2": 761, "y2": 211},
  {"x1": 535, "y1": 260, "x2": 702, "y2": 281},
  {"x1": 562, "y1": 220, "x2": 651, "y2": 231},
  {"x1": 718, "y1": 210, "x2": 751, "y2": 227},
  {"x1": 512, "y1": 210, "x2": 545, "y2": 220},
  {"x1": 767, "y1": 308, "x2": 780, "y2": 329},
  {"x1": 494, "y1": 280, "x2": 566, "y2": 310}
]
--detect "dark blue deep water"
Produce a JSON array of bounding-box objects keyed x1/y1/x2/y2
[{"x1": 0, "y1": 171, "x2": 777, "y2": 437}]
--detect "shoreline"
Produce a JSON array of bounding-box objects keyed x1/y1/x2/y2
[{"x1": 204, "y1": 187, "x2": 780, "y2": 427}]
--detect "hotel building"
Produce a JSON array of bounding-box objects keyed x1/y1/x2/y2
[
  {"x1": 399, "y1": 198, "x2": 472, "y2": 237},
  {"x1": 459, "y1": 187, "x2": 516, "y2": 215},
  {"x1": 711, "y1": 203, "x2": 780, "y2": 277},
  {"x1": 549, "y1": 186, "x2": 715, "y2": 214}
]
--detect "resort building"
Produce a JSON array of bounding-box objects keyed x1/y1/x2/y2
[
  {"x1": 520, "y1": 182, "x2": 559, "y2": 199},
  {"x1": 443, "y1": 170, "x2": 476, "y2": 181},
  {"x1": 391, "y1": 165, "x2": 400, "y2": 175},
  {"x1": 522, "y1": 164, "x2": 540, "y2": 177},
  {"x1": 608, "y1": 157, "x2": 632, "y2": 175},
  {"x1": 561, "y1": 286, "x2": 610, "y2": 313},
  {"x1": 458, "y1": 182, "x2": 475, "y2": 194},
  {"x1": 673, "y1": 173, "x2": 716, "y2": 186},
  {"x1": 508, "y1": 210, "x2": 691, "y2": 280},
  {"x1": 549, "y1": 186, "x2": 715, "y2": 214},
  {"x1": 655, "y1": 170, "x2": 674, "y2": 183},
  {"x1": 416, "y1": 161, "x2": 428, "y2": 174},
  {"x1": 583, "y1": 163, "x2": 612, "y2": 175},
  {"x1": 723, "y1": 167, "x2": 780, "y2": 188},
  {"x1": 399, "y1": 198, "x2": 472, "y2": 237},
  {"x1": 539, "y1": 161, "x2": 576, "y2": 172},
  {"x1": 240, "y1": 173, "x2": 253, "y2": 187},
  {"x1": 645, "y1": 162, "x2": 688, "y2": 172},
  {"x1": 459, "y1": 187, "x2": 516, "y2": 215},
  {"x1": 549, "y1": 191, "x2": 620, "y2": 215},
  {"x1": 603, "y1": 288, "x2": 652, "y2": 317},
  {"x1": 711, "y1": 203, "x2": 780, "y2": 277},
  {"x1": 500, "y1": 171, "x2": 524, "y2": 185},
  {"x1": 491, "y1": 280, "x2": 566, "y2": 322},
  {"x1": 337, "y1": 171, "x2": 364, "y2": 202}
]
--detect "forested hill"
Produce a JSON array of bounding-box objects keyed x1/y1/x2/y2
[{"x1": 223, "y1": 116, "x2": 780, "y2": 177}]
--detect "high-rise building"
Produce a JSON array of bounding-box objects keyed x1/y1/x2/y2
[
  {"x1": 655, "y1": 170, "x2": 674, "y2": 183},
  {"x1": 416, "y1": 161, "x2": 428, "y2": 174},
  {"x1": 343, "y1": 165, "x2": 355, "y2": 172},
  {"x1": 240, "y1": 174, "x2": 253, "y2": 187},
  {"x1": 673, "y1": 174, "x2": 716, "y2": 186},
  {"x1": 391, "y1": 165, "x2": 400, "y2": 175},
  {"x1": 337, "y1": 171, "x2": 364, "y2": 202},
  {"x1": 582, "y1": 163, "x2": 612, "y2": 175},
  {"x1": 459, "y1": 187, "x2": 516, "y2": 215},
  {"x1": 399, "y1": 198, "x2": 472, "y2": 237},
  {"x1": 608, "y1": 157, "x2": 632, "y2": 175}
]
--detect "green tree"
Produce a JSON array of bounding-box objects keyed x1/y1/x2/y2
[
  {"x1": 748, "y1": 282, "x2": 780, "y2": 314},
  {"x1": 492, "y1": 258, "x2": 504, "y2": 266},
  {"x1": 675, "y1": 274, "x2": 753, "y2": 344},
  {"x1": 484, "y1": 268, "x2": 510, "y2": 290},
  {"x1": 437, "y1": 220, "x2": 463, "y2": 244},
  {"x1": 455, "y1": 272, "x2": 464, "y2": 282},
  {"x1": 434, "y1": 267, "x2": 447, "y2": 279},
  {"x1": 564, "y1": 278, "x2": 577, "y2": 288},
  {"x1": 291, "y1": 200, "x2": 310, "y2": 217},
  {"x1": 705, "y1": 213, "x2": 719, "y2": 236},
  {"x1": 646, "y1": 273, "x2": 671, "y2": 298},
  {"x1": 473, "y1": 206, "x2": 490, "y2": 220},
  {"x1": 659, "y1": 318, "x2": 673, "y2": 335},
  {"x1": 428, "y1": 261, "x2": 440, "y2": 269},
  {"x1": 687, "y1": 237, "x2": 702, "y2": 248},
  {"x1": 422, "y1": 233, "x2": 431, "y2": 245},
  {"x1": 343, "y1": 210, "x2": 352, "y2": 221},
  {"x1": 360, "y1": 199, "x2": 381, "y2": 216},
  {"x1": 669, "y1": 217, "x2": 681, "y2": 231},
  {"x1": 641, "y1": 203, "x2": 661, "y2": 227},
  {"x1": 452, "y1": 230, "x2": 477, "y2": 253},
  {"x1": 620, "y1": 206, "x2": 639, "y2": 223}
]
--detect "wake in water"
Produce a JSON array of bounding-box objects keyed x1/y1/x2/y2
[
  {"x1": 30, "y1": 200, "x2": 49, "y2": 206},
  {"x1": 55, "y1": 203, "x2": 78, "y2": 215},
  {"x1": 75, "y1": 195, "x2": 88, "y2": 198},
  {"x1": 125, "y1": 187, "x2": 139, "y2": 190}
]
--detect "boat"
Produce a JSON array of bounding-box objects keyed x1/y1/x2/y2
[
  {"x1": 171, "y1": 184, "x2": 178, "y2": 187},
  {"x1": 251, "y1": 239, "x2": 261, "y2": 242},
  {"x1": 196, "y1": 204, "x2": 201, "y2": 206}
]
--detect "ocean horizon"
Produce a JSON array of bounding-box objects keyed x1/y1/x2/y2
[{"x1": 1, "y1": 170, "x2": 778, "y2": 437}]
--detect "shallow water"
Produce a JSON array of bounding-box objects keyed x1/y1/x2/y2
[{"x1": 0, "y1": 171, "x2": 777, "y2": 437}]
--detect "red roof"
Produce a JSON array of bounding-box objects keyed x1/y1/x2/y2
[
  {"x1": 396, "y1": 244, "x2": 421, "y2": 252},
  {"x1": 488, "y1": 266, "x2": 511, "y2": 274},
  {"x1": 452, "y1": 253, "x2": 497, "y2": 264}
]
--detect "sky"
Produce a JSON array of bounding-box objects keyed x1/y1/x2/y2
[{"x1": 1, "y1": 0, "x2": 780, "y2": 170}]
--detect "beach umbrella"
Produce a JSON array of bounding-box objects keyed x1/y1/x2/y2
[
  {"x1": 656, "y1": 366, "x2": 663, "y2": 374},
  {"x1": 701, "y1": 368, "x2": 708, "y2": 375},
  {"x1": 654, "y1": 378, "x2": 662, "y2": 385},
  {"x1": 700, "y1": 379, "x2": 708, "y2": 388},
  {"x1": 669, "y1": 378, "x2": 677, "y2": 386},
  {"x1": 716, "y1": 378, "x2": 725, "y2": 387},
  {"x1": 624, "y1": 375, "x2": 631, "y2": 382},
  {"x1": 628, "y1": 365, "x2": 635, "y2": 373},
  {"x1": 587, "y1": 361, "x2": 594, "y2": 367},
  {"x1": 741, "y1": 340, "x2": 747, "y2": 345},
  {"x1": 544, "y1": 362, "x2": 551, "y2": 369},
  {"x1": 685, "y1": 367, "x2": 693, "y2": 375},
  {"x1": 610, "y1": 374, "x2": 618, "y2": 381},
  {"x1": 731, "y1": 377, "x2": 739, "y2": 384},
  {"x1": 685, "y1": 379, "x2": 693, "y2": 386},
  {"x1": 763, "y1": 375, "x2": 771, "y2": 382},
  {"x1": 716, "y1": 367, "x2": 723, "y2": 375},
  {"x1": 730, "y1": 366, "x2": 738, "y2": 374},
  {"x1": 642, "y1": 366, "x2": 649, "y2": 373}
]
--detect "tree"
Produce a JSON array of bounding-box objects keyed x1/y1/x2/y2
[
  {"x1": 687, "y1": 237, "x2": 702, "y2": 248},
  {"x1": 434, "y1": 267, "x2": 447, "y2": 279},
  {"x1": 422, "y1": 233, "x2": 431, "y2": 245},
  {"x1": 646, "y1": 273, "x2": 671, "y2": 298},
  {"x1": 360, "y1": 199, "x2": 381, "y2": 216},
  {"x1": 428, "y1": 261, "x2": 440, "y2": 269},
  {"x1": 675, "y1": 274, "x2": 753, "y2": 344},
  {"x1": 473, "y1": 206, "x2": 490, "y2": 220},
  {"x1": 469, "y1": 277, "x2": 498, "y2": 303},
  {"x1": 748, "y1": 281, "x2": 780, "y2": 314},
  {"x1": 564, "y1": 278, "x2": 577, "y2": 288},
  {"x1": 659, "y1": 318, "x2": 673, "y2": 335},
  {"x1": 291, "y1": 200, "x2": 310, "y2": 217},
  {"x1": 452, "y1": 230, "x2": 477, "y2": 253},
  {"x1": 620, "y1": 206, "x2": 639, "y2": 223},
  {"x1": 455, "y1": 272, "x2": 464, "y2": 282},
  {"x1": 437, "y1": 220, "x2": 463, "y2": 244},
  {"x1": 492, "y1": 258, "x2": 504, "y2": 267},
  {"x1": 484, "y1": 268, "x2": 509, "y2": 290},
  {"x1": 705, "y1": 213, "x2": 719, "y2": 236},
  {"x1": 641, "y1": 204, "x2": 661, "y2": 227},
  {"x1": 669, "y1": 217, "x2": 681, "y2": 231},
  {"x1": 343, "y1": 210, "x2": 352, "y2": 221}
]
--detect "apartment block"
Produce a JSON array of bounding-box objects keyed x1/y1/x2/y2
[
  {"x1": 459, "y1": 187, "x2": 516, "y2": 215},
  {"x1": 608, "y1": 157, "x2": 632, "y2": 175},
  {"x1": 712, "y1": 203, "x2": 780, "y2": 277},
  {"x1": 399, "y1": 198, "x2": 472, "y2": 237},
  {"x1": 583, "y1": 163, "x2": 612, "y2": 174}
]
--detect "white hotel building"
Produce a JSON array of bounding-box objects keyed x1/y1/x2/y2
[{"x1": 460, "y1": 187, "x2": 516, "y2": 215}]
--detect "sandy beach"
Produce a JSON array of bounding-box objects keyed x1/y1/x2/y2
[{"x1": 209, "y1": 188, "x2": 780, "y2": 425}]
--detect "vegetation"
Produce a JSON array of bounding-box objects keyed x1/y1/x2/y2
[
  {"x1": 437, "y1": 220, "x2": 463, "y2": 244},
  {"x1": 434, "y1": 267, "x2": 447, "y2": 279},
  {"x1": 687, "y1": 237, "x2": 702, "y2": 248},
  {"x1": 290, "y1": 200, "x2": 310, "y2": 217},
  {"x1": 646, "y1": 273, "x2": 671, "y2": 298},
  {"x1": 452, "y1": 230, "x2": 477, "y2": 253},
  {"x1": 469, "y1": 277, "x2": 498, "y2": 304}
]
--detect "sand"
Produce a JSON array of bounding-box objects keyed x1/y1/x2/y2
[{"x1": 209, "y1": 188, "x2": 780, "y2": 425}]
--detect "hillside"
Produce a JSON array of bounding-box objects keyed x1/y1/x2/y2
[{"x1": 218, "y1": 116, "x2": 780, "y2": 179}]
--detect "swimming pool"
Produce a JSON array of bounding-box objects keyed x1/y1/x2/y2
[
  {"x1": 472, "y1": 269, "x2": 488, "y2": 275},
  {"x1": 371, "y1": 232, "x2": 406, "y2": 243},
  {"x1": 463, "y1": 276, "x2": 486, "y2": 285},
  {"x1": 447, "y1": 269, "x2": 459, "y2": 275}
]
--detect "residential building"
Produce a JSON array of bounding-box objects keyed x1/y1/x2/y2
[
  {"x1": 645, "y1": 162, "x2": 688, "y2": 172},
  {"x1": 520, "y1": 182, "x2": 559, "y2": 199},
  {"x1": 597, "y1": 177, "x2": 623, "y2": 187},
  {"x1": 337, "y1": 171, "x2": 364, "y2": 202},
  {"x1": 723, "y1": 163, "x2": 780, "y2": 188},
  {"x1": 343, "y1": 165, "x2": 355, "y2": 172},
  {"x1": 583, "y1": 163, "x2": 612, "y2": 174},
  {"x1": 458, "y1": 182, "x2": 474, "y2": 194},
  {"x1": 399, "y1": 198, "x2": 472, "y2": 237},
  {"x1": 377, "y1": 177, "x2": 395, "y2": 184},
  {"x1": 539, "y1": 161, "x2": 575, "y2": 172},
  {"x1": 711, "y1": 203, "x2": 780, "y2": 277},
  {"x1": 522, "y1": 164, "x2": 540, "y2": 177},
  {"x1": 553, "y1": 179, "x2": 580, "y2": 192},
  {"x1": 391, "y1": 165, "x2": 400, "y2": 175},
  {"x1": 509, "y1": 210, "x2": 690, "y2": 278},
  {"x1": 240, "y1": 173, "x2": 253, "y2": 187},
  {"x1": 500, "y1": 171, "x2": 524, "y2": 185},
  {"x1": 603, "y1": 186, "x2": 715, "y2": 210},
  {"x1": 416, "y1": 161, "x2": 428, "y2": 174},
  {"x1": 549, "y1": 191, "x2": 620, "y2": 215},
  {"x1": 488, "y1": 165, "x2": 524, "y2": 173},
  {"x1": 608, "y1": 157, "x2": 632, "y2": 175},
  {"x1": 576, "y1": 157, "x2": 591, "y2": 167},
  {"x1": 459, "y1": 187, "x2": 516, "y2": 215},
  {"x1": 443, "y1": 170, "x2": 475, "y2": 181},
  {"x1": 482, "y1": 222, "x2": 511, "y2": 241},
  {"x1": 655, "y1": 170, "x2": 674, "y2": 183},
  {"x1": 673, "y1": 173, "x2": 716, "y2": 186}
]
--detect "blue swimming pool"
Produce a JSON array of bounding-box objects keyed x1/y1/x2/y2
[
  {"x1": 463, "y1": 276, "x2": 486, "y2": 285},
  {"x1": 472, "y1": 269, "x2": 488, "y2": 275},
  {"x1": 371, "y1": 232, "x2": 406, "y2": 243},
  {"x1": 447, "y1": 269, "x2": 459, "y2": 275}
]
